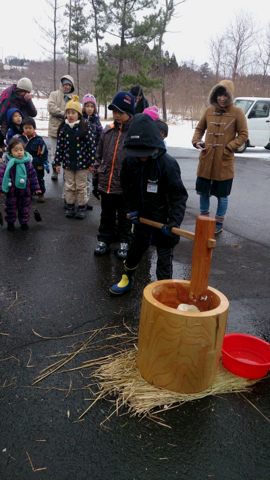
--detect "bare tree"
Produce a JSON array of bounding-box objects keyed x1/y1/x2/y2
[
  {"x1": 67, "y1": 0, "x2": 72, "y2": 74},
  {"x1": 208, "y1": 34, "x2": 225, "y2": 81},
  {"x1": 256, "y1": 22, "x2": 270, "y2": 78},
  {"x1": 155, "y1": 0, "x2": 185, "y2": 121},
  {"x1": 35, "y1": 0, "x2": 63, "y2": 90},
  {"x1": 225, "y1": 10, "x2": 257, "y2": 81}
]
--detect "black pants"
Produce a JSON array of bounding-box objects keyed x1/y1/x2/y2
[
  {"x1": 126, "y1": 224, "x2": 179, "y2": 280},
  {"x1": 98, "y1": 192, "x2": 132, "y2": 245}
]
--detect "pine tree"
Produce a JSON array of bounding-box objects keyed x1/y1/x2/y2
[
  {"x1": 63, "y1": 0, "x2": 91, "y2": 95},
  {"x1": 105, "y1": 0, "x2": 159, "y2": 90},
  {"x1": 122, "y1": 68, "x2": 163, "y2": 92},
  {"x1": 94, "y1": 58, "x2": 117, "y2": 119}
]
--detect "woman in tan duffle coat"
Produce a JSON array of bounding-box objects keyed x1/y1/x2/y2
[{"x1": 192, "y1": 79, "x2": 248, "y2": 234}]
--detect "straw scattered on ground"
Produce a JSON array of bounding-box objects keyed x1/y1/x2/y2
[
  {"x1": 32, "y1": 326, "x2": 259, "y2": 426},
  {"x1": 79, "y1": 348, "x2": 259, "y2": 426}
]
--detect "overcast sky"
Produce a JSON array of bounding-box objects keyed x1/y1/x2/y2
[{"x1": 0, "y1": 0, "x2": 268, "y2": 67}]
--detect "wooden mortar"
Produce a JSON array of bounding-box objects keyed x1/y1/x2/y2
[{"x1": 137, "y1": 280, "x2": 229, "y2": 394}]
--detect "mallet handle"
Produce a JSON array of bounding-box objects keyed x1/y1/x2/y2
[{"x1": 127, "y1": 215, "x2": 216, "y2": 249}]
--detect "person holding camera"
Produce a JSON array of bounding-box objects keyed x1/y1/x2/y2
[{"x1": 0, "y1": 77, "x2": 37, "y2": 160}]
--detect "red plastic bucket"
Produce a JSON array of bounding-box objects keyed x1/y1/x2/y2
[{"x1": 222, "y1": 333, "x2": 270, "y2": 379}]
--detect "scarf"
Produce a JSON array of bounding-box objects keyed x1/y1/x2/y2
[
  {"x1": 2, "y1": 152, "x2": 31, "y2": 193},
  {"x1": 65, "y1": 119, "x2": 80, "y2": 129},
  {"x1": 0, "y1": 85, "x2": 29, "y2": 124}
]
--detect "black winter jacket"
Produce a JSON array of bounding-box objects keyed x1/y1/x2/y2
[
  {"x1": 19, "y1": 133, "x2": 48, "y2": 165},
  {"x1": 121, "y1": 114, "x2": 188, "y2": 229},
  {"x1": 54, "y1": 120, "x2": 96, "y2": 170},
  {"x1": 134, "y1": 96, "x2": 149, "y2": 115}
]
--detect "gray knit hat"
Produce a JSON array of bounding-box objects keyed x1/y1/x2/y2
[{"x1": 17, "y1": 77, "x2": 32, "y2": 92}]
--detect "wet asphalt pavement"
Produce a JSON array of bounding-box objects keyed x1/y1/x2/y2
[{"x1": 0, "y1": 147, "x2": 270, "y2": 480}]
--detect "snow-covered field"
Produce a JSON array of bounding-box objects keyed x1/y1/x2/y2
[{"x1": 34, "y1": 97, "x2": 270, "y2": 159}]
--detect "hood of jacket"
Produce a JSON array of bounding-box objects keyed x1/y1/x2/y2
[
  {"x1": 208, "y1": 79, "x2": 234, "y2": 109},
  {"x1": 59, "y1": 75, "x2": 75, "y2": 94},
  {"x1": 7, "y1": 108, "x2": 24, "y2": 127},
  {"x1": 124, "y1": 113, "x2": 166, "y2": 158}
]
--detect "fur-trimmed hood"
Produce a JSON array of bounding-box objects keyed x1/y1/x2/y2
[{"x1": 208, "y1": 80, "x2": 234, "y2": 109}]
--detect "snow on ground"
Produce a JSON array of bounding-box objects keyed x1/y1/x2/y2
[
  {"x1": 34, "y1": 97, "x2": 195, "y2": 149},
  {"x1": 34, "y1": 97, "x2": 270, "y2": 159}
]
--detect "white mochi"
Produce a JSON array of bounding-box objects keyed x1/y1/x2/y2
[{"x1": 177, "y1": 303, "x2": 200, "y2": 312}]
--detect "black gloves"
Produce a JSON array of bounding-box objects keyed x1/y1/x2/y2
[{"x1": 92, "y1": 187, "x2": 100, "y2": 200}]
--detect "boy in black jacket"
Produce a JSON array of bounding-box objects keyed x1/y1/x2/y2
[
  {"x1": 110, "y1": 114, "x2": 188, "y2": 295},
  {"x1": 19, "y1": 118, "x2": 49, "y2": 203}
]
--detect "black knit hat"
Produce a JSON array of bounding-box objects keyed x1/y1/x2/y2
[{"x1": 108, "y1": 91, "x2": 135, "y2": 116}]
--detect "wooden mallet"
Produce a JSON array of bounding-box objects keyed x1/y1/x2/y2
[{"x1": 127, "y1": 214, "x2": 216, "y2": 302}]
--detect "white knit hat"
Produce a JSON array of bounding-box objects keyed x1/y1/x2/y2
[{"x1": 17, "y1": 77, "x2": 32, "y2": 92}]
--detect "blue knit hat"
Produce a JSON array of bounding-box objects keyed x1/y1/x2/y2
[{"x1": 108, "y1": 91, "x2": 135, "y2": 116}]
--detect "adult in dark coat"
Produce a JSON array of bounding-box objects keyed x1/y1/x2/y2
[
  {"x1": 110, "y1": 114, "x2": 188, "y2": 295},
  {"x1": 0, "y1": 78, "x2": 37, "y2": 142},
  {"x1": 130, "y1": 86, "x2": 149, "y2": 114}
]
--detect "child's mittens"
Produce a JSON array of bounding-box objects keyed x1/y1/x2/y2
[
  {"x1": 92, "y1": 186, "x2": 100, "y2": 200},
  {"x1": 161, "y1": 225, "x2": 178, "y2": 238},
  {"x1": 46, "y1": 166, "x2": 50, "y2": 174},
  {"x1": 129, "y1": 211, "x2": 139, "y2": 225}
]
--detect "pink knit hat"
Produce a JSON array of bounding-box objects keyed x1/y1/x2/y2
[
  {"x1": 82, "y1": 93, "x2": 96, "y2": 106},
  {"x1": 142, "y1": 106, "x2": 159, "y2": 121}
]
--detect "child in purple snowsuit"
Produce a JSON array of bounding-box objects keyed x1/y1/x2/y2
[{"x1": 0, "y1": 138, "x2": 41, "y2": 231}]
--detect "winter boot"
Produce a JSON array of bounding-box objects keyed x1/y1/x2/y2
[
  {"x1": 7, "y1": 223, "x2": 15, "y2": 231},
  {"x1": 87, "y1": 203, "x2": 93, "y2": 211},
  {"x1": 65, "y1": 203, "x2": 75, "y2": 218},
  {"x1": 75, "y1": 206, "x2": 87, "y2": 219},
  {"x1": 109, "y1": 262, "x2": 138, "y2": 295},
  {"x1": 200, "y1": 211, "x2": 210, "y2": 216},
  {"x1": 21, "y1": 224, "x2": 29, "y2": 230},
  {"x1": 215, "y1": 215, "x2": 225, "y2": 234},
  {"x1": 116, "y1": 242, "x2": 129, "y2": 260},
  {"x1": 51, "y1": 167, "x2": 58, "y2": 181},
  {"x1": 37, "y1": 194, "x2": 45, "y2": 203},
  {"x1": 94, "y1": 241, "x2": 111, "y2": 256}
]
